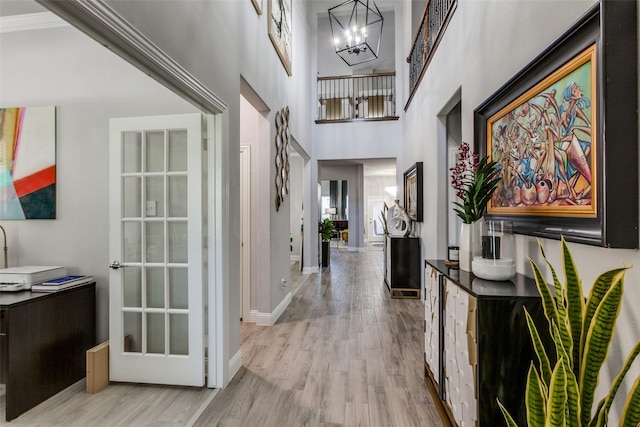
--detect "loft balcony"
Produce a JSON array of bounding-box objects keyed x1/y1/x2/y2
[
  {"x1": 405, "y1": 0, "x2": 457, "y2": 110},
  {"x1": 316, "y1": 72, "x2": 399, "y2": 123}
]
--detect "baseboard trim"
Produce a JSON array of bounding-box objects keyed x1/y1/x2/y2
[
  {"x1": 228, "y1": 349, "x2": 243, "y2": 381},
  {"x1": 255, "y1": 292, "x2": 292, "y2": 326},
  {"x1": 249, "y1": 309, "x2": 259, "y2": 323},
  {"x1": 348, "y1": 246, "x2": 366, "y2": 252},
  {"x1": 302, "y1": 266, "x2": 319, "y2": 274},
  {"x1": 290, "y1": 255, "x2": 301, "y2": 262}
]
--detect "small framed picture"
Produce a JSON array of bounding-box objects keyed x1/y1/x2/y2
[{"x1": 404, "y1": 162, "x2": 423, "y2": 222}]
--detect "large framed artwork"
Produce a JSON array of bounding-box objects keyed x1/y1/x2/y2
[
  {"x1": 474, "y1": 2, "x2": 638, "y2": 248},
  {"x1": 404, "y1": 162, "x2": 423, "y2": 222},
  {"x1": 0, "y1": 106, "x2": 57, "y2": 219},
  {"x1": 251, "y1": 0, "x2": 262, "y2": 15},
  {"x1": 268, "y1": 0, "x2": 292, "y2": 76}
]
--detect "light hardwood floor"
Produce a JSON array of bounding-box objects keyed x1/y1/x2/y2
[
  {"x1": 194, "y1": 248, "x2": 441, "y2": 426},
  {"x1": 1, "y1": 248, "x2": 441, "y2": 426}
]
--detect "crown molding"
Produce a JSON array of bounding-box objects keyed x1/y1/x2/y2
[
  {"x1": 0, "y1": 11, "x2": 69, "y2": 33},
  {"x1": 35, "y1": 0, "x2": 227, "y2": 114}
]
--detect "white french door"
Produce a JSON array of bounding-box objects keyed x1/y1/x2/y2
[{"x1": 108, "y1": 113, "x2": 205, "y2": 386}]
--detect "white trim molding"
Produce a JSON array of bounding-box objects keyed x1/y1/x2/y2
[
  {"x1": 35, "y1": 0, "x2": 227, "y2": 114},
  {"x1": 302, "y1": 266, "x2": 319, "y2": 274},
  {"x1": 227, "y1": 350, "x2": 243, "y2": 383},
  {"x1": 252, "y1": 292, "x2": 292, "y2": 326},
  {"x1": 0, "y1": 12, "x2": 69, "y2": 33}
]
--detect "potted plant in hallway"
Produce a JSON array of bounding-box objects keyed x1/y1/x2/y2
[
  {"x1": 499, "y1": 238, "x2": 640, "y2": 426},
  {"x1": 319, "y1": 218, "x2": 335, "y2": 267},
  {"x1": 450, "y1": 141, "x2": 500, "y2": 271}
]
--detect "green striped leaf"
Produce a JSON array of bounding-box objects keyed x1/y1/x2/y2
[
  {"x1": 564, "y1": 358, "x2": 581, "y2": 427},
  {"x1": 561, "y1": 237, "x2": 584, "y2": 374},
  {"x1": 530, "y1": 257, "x2": 560, "y2": 354},
  {"x1": 593, "y1": 339, "x2": 640, "y2": 427},
  {"x1": 553, "y1": 321, "x2": 570, "y2": 371},
  {"x1": 525, "y1": 309, "x2": 553, "y2": 386},
  {"x1": 620, "y1": 375, "x2": 640, "y2": 427},
  {"x1": 551, "y1": 321, "x2": 580, "y2": 426},
  {"x1": 498, "y1": 399, "x2": 520, "y2": 427},
  {"x1": 580, "y1": 275, "x2": 624, "y2": 426},
  {"x1": 526, "y1": 364, "x2": 547, "y2": 426},
  {"x1": 547, "y1": 362, "x2": 568, "y2": 427},
  {"x1": 582, "y1": 267, "x2": 629, "y2": 360}
]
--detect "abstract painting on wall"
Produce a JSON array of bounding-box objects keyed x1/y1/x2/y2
[
  {"x1": 0, "y1": 106, "x2": 56, "y2": 219},
  {"x1": 486, "y1": 45, "x2": 596, "y2": 218}
]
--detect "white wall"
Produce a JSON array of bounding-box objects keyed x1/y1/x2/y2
[
  {"x1": 402, "y1": 0, "x2": 639, "y2": 421},
  {"x1": 0, "y1": 23, "x2": 198, "y2": 342},
  {"x1": 97, "y1": 0, "x2": 316, "y2": 337}
]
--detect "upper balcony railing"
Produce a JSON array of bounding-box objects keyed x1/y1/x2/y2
[
  {"x1": 405, "y1": 0, "x2": 457, "y2": 111},
  {"x1": 316, "y1": 72, "x2": 399, "y2": 123}
]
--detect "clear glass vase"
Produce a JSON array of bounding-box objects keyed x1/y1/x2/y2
[{"x1": 472, "y1": 220, "x2": 516, "y2": 280}]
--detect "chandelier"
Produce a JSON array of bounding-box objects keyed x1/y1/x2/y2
[{"x1": 328, "y1": 0, "x2": 384, "y2": 66}]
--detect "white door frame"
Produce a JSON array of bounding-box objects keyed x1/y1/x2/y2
[
  {"x1": 108, "y1": 113, "x2": 204, "y2": 386},
  {"x1": 367, "y1": 196, "x2": 387, "y2": 242},
  {"x1": 240, "y1": 145, "x2": 251, "y2": 321},
  {"x1": 41, "y1": 1, "x2": 232, "y2": 389}
]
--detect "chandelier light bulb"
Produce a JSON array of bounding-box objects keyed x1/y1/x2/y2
[{"x1": 328, "y1": 0, "x2": 383, "y2": 66}]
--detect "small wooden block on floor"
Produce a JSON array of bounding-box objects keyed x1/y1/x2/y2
[{"x1": 86, "y1": 341, "x2": 109, "y2": 394}]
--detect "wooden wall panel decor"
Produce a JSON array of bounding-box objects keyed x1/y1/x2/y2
[{"x1": 274, "y1": 106, "x2": 290, "y2": 211}]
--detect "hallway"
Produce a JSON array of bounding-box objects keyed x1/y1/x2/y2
[
  {"x1": 1, "y1": 248, "x2": 440, "y2": 426},
  {"x1": 195, "y1": 248, "x2": 441, "y2": 426}
]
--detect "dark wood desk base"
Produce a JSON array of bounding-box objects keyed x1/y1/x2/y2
[{"x1": 1, "y1": 283, "x2": 96, "y2": 421}]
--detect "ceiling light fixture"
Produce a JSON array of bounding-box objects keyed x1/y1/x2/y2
[{"x1": 328, "y1": 0, "x2": 383, "y2": 66}]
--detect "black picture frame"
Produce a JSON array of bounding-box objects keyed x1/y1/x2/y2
[
  {"x1": 404, "y1": 162, "x2": 423, "y2": 222},
  {"x1": 474, "y1": 1, "x2": 637, "y2": 248}
]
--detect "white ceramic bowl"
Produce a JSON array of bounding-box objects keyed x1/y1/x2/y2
[{"x1": 472, "y1": 257, "x2": 516, "y2": 281}]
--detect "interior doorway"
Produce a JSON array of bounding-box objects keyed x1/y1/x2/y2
[
  {"x1": 109, "y1": 113, "x2": 205, "y2": 386},
  {"x1": 289, "y1": 150, "x2": 305, "y2": 269},
  {"x1": 240, "y1": 145, "x2": 250, "y2": 321},
  {"x1": 368, "y1": 196, "x2": 387, "y2": 242}
]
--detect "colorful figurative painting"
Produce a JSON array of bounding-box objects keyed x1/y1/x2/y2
[
  {"x1": 487, "y1": 45, "x2": 596, "y2": 217},
  {"x1": 404, "y1": 162, "x2": 423, "y2": 222},
  {"x1": 0, "y1": 106, "x2": 56, "y2": 219}
]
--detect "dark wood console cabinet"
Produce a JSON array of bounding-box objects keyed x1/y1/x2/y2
[
  {"x1": 0, "y1": 282, "x2": 96, "y2": 421},
  {"x1": 384, "y1": 236, "x2": 420, "y2": 298},
  {"x1": 424, "y1": 261, "x2": 550, "y2": 426}
]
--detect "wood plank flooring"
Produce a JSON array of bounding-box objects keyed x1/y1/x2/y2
[
  {"x1": 195, "y1": 248, "x2": 441, "y2": 427},
  {"x1": 0, "y1": 247, "x2": 441, "y2": 426}
]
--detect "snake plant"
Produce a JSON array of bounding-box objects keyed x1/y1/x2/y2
[{"x1": 499, "y1": 237, "x2": 640, "y2": 426}]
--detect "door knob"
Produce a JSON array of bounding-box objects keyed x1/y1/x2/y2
[{"x1": 109, "y1": 260, "x2": 126, "y2": 270}]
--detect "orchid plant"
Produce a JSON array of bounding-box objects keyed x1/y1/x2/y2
[{"x1": 450, "y1": 142, "x2": 500, "y2": 224}]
